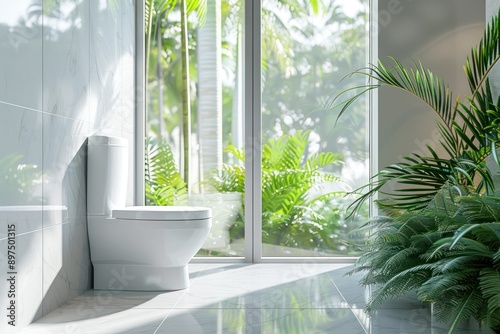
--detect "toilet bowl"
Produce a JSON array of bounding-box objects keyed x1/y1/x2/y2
[{"x1": 86, "y1": 136, "x2": 211, "y2": 291}]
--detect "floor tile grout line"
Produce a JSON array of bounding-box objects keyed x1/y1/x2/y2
[
  {"x1": 327, "y1": 273, "x2": 369, "y2": 334},
  {"x1": 25, "y1": 265, "x2": 376, "y2": 332},
  {"x1": 151, "y1": 308, "x2": 174, "y2": 334},
  {"x1": 36, "y1": 267, "x2": 208, "y2": 332},
  {"x1": 152, "y1": 266, "x2": 206, "y2": 333}
]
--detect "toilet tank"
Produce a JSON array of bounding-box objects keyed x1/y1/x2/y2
[{"x1": 87, "y1": 136, "x2": 128, "y2": 217}]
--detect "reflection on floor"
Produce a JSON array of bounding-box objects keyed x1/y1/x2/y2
[{"x1": 20, "y1": 264, "x2": 492, "y2": 334}]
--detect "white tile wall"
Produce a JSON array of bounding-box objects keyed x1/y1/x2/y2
[
  {"x1": 0, "y1": 0, "x2": 136, "y2": 332},
  {"x1": 0, "y1": 0, "x2": 43, "y2": 110}
]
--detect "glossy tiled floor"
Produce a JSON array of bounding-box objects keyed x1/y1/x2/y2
[{"x1": 20, "y1": 264, "x2": 492, "y2": 334}]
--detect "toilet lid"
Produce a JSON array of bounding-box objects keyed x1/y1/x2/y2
[{"x1": 112, "y1": 206, "x2": 211, "y2": 221}]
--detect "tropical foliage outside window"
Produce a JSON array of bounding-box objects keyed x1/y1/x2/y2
[{"x1": 145, "y1": 0, "x2": 369, "y2": 257}]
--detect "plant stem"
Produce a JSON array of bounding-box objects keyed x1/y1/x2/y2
[
  {"x1": 145, "y1": 0, "x2": 154, "y2": 75},
  {"x1": 180, "y1": 0, "x2": 191, "y2": 191}
]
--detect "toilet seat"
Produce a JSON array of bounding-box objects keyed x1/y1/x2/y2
[{"x1": 112, "y1": 206, "x2": 211, "y2": 221}]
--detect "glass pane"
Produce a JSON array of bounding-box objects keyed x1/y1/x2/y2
[
  {"x1": 261, "y1": 0, "x2": 369, "y2": 257},
  {"x1": 145, "y1": 0, "x2": 244, "y2": 257}
]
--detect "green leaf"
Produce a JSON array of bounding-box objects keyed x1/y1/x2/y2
[
  {"x1": 335, "y1": 8, "x2": 500, "y2": 216},
  {"x1": 145, "y1": 137, "x2": 187, "y2": 206},
  {"x1": 479, "y1": 268, "x2": 500, "y2": 316}
]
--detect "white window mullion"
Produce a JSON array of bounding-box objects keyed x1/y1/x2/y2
[
  {"x1": 244, "y1": 0, "x2": 262, "y2": 263},
  {"x1": 135, "y1": 0, "x2": 145, "y2": 206},
  {"x1": 369, "y1": 0, "x2": 378, "y2": 218}
]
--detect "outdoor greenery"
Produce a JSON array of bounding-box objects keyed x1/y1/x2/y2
[
  {"x1": 145, "y1": 131, "x2": 367, "y2": 254},
  {"x1": 261, "y1": 1, "x2": 368, "y2": 163},
  {"x1": 340, "y1": 7, "x2": 500, "y2": 333},
  {"x1": 145, "y1": 0, "x2": 368, "y2": 175},
  {"x1": 145, "y1": 137, "x2": 187, "y2": 206},
  {"x1": 145, "y1": 0, "x2": 369, "y2": 255},
  {"x1": 209, "y1": 130, "x2": 365, "y2": 254},
  {"x1": 0, "y1": 154, "x2": 41, "y2": 205}
]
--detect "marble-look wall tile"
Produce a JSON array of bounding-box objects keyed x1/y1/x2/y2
[
  {"x1": 64, "y1": 217, "x2": 92, "y2": 292},
  {"x1": 89, "y1": 0, "x2": 135, "y2": 205},
  {"x1": 89, "y1": 0, "x2": 136, "y2": 206},
  {"x1": 0, "y1": 0, "x2": 136, "y2": 331},
  {"x1": 42, "y1": 222, "x2": 69, "y2": 316},
  {"x1": 42, "y1": 113, "x2": 88, "y2": 211},
  {"x1": 42, "y1": 208, "x2": 91, "y2": 317},
  {"x1": 0, "y1": 230, "x2": 43, "y2": 334},
  {"x1": 0, "y1": 208, "x2": 41, "y2": 240},
  {"x1": 0, "y1": 104, "x2": 42, "y2": 208},
  {"x1": 42, "y1": 0, "x2": 89, "y2": 121},
  {"x1": 0, "y1": 0, "x2": 43, "y2": 109},
  {"x1": 42, "y1": 113, "x2": 92, "y2": 315},
  {"x1": 89, "y1": 0, "x2": 135, "y2": 134}
]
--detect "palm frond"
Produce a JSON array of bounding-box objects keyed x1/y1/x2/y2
[
  {"x1": 479, "y1": 268, "x2": 500, "y2": 316},
  {"x1": 417, "y1": 268, "x2": 478, "y2": 301},
  {"x1": 433, "y1": 289, "x2": 485, "y2": 333},
  {"x1": 366, "y1": 268, "x2": 431, "y2": 313},
  {"x1": 224, "y1": 144, "x2": 245, "y2": 162},
  {"x1": 210, "y1": 164, "x2": 245, "y2": 193},
  {"x1": 458, "y1": 196, "x2": 500, "y2": 223},
  {"x1": 305, "y1": 152, "x2": 343, "y2": 171},
  {"x1": 440, "y1": 256, "x2": 482, "y2": 274},
  {"x1": 348, "y1": 153, "x2": 494, "y2": 215},
  {"x1": 335, "y1": 58, "x2": 456, "y2": 138},
  {"x1": 465, "y1": 7, "x2": 500, "y2": 98},
  {"x1": 187, "y1": 0, "x2": 206, "y2": 25},
  {"x1": 335, "y1": 9, "x2": 500, "y2": 216},
  {"x1": 378, "y1": 247, "x2": 422, "y2": 274}
]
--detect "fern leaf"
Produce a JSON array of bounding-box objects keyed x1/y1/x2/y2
[
  {"x1": 479, "y1": 268, "x2": 500, "y2": 315},
  {"x1": 434, "y1": 289, "x2": 485, "y2": 334}
]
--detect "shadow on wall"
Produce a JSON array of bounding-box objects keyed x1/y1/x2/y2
[{"x1": 37, "y1": 140, "x2": 92, "y2": 318}]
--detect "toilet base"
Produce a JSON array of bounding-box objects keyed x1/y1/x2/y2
[{"x1": 93, "y1": 264, "x2": 190, "y2": 291}]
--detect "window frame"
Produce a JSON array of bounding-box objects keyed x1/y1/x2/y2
[{"x1": 135, "y1": 0, "x2": 376, "y2": 264}]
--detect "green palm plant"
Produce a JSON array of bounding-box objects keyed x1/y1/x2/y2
[
  {"x1": 334, "y1": 7, "x2": 500, "y2": 214},
  {"x1": 419, "y1": 195, "x2": 500, "y2": 333},
  {"x1": 340, "y1": 10, "x2": 500, "y2": 331},
  {"x1": 349, "y1": 188, "x2": 500, "y2": 333},
  {"x1": 210, "y1": 130, "x2": 351, "y2": 252}
]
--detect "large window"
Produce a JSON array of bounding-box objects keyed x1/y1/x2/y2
[{"x1": 144, "y1": 0, "x2": 370, "y2": 260}]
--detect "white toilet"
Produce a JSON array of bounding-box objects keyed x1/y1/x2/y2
[{"x1": 86, "y1": 135, "x2": 211, "y2": 291}]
